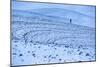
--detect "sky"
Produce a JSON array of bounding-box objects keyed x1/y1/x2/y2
[{"x1": 12, "y1": 1, "x2": 95, "y2": 18}]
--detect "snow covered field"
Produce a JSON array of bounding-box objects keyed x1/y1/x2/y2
[{"x1": 11, "y1": 1, "x2": 96, "y2": 66}]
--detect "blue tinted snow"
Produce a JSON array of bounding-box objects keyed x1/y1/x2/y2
[{"x1": 11, "y1": 1, "x2": 96, "y2": 66}]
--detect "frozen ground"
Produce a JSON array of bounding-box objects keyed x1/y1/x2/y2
[{"x1": 11, "y1": 1, "x2": 96, "y2": 66}]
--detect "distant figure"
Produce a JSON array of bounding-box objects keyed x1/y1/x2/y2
[{"x1": 70, "y1": 19, "x2": 72, "y2": 24}]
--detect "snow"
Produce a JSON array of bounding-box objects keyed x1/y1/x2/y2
[{"x1": 11, "y1": 1, "x2": 96, "y2": 66}]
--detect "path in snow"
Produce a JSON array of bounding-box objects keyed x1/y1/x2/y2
[{"x1": 11, "y1": 9, "x2": 96, "y2": 66}]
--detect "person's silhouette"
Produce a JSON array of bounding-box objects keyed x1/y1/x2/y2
[{"x1": 70, "y1": 19, "x2": 72, "y2": 24}]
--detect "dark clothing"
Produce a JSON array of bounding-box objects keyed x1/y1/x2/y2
[{"x1": 70, "y1": 19, "x2": 72, "y2": 24}]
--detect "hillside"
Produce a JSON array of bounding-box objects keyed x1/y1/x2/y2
[{"x1": 11, "y1": 9, "x2": 95, "y2": 66}]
